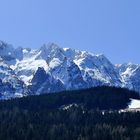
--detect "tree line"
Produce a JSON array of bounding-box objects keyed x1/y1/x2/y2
[{"x1": 0, "y1": 86, "x2": 139, "y2": 140}]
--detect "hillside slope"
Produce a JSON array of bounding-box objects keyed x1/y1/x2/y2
[{"x1": 0, "y1": 86, "x2": 139, "y2": 140}]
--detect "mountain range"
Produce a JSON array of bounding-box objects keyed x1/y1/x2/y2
[{"x1": 0, "y1": 40, "x2": 139, "y2": 99}]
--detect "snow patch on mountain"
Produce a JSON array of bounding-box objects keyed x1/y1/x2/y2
[
  {"x1": 0, "y1": 40, "x2": 140, "y2": 99},
  {"x1": 129, "y1": 99, "x2": 140, "y2": 109}
]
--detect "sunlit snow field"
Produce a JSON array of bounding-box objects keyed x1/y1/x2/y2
[{"x1": 129, "y1": 99, "x2": 140, "y2": 109}]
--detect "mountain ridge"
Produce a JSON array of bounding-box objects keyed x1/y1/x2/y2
[{"x1": 0, "y1": 40, "x2": 140, "y2": 99}]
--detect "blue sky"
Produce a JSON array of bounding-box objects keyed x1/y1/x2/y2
[{"x1": 0, "y1": 0, "x2": 140, "y2": 64}]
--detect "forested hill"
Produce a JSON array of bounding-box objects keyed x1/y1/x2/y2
[
  {"x1": 0, "y1": 86, "x2": 139, "y2": 111},
  {"x1": 0, "y1": 86, "x2": 140, "y2": 140}
]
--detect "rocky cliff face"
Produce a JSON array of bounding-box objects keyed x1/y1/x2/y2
[
  {"x1": 0, "y1": 40, "x2": 139, "y2": 99},
  {"x1": 116, "y1": 63, "x2": 140, "y2": 92}
]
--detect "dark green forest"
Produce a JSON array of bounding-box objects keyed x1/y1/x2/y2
[{"x1": 0, "y1": 86, "x2": 140, "y2": 140}]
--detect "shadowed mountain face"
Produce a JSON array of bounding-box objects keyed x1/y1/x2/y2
[{"x1": 0, "y1": 40, "x2": 140, "y2": 99}]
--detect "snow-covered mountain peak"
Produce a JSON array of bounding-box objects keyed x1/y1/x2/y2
[
  {"x1": 117, "y1": 63, "x2": 140, "y2": 75},
  {"x1": 39, "y1": 43, "x2": 64, "y2": 54},
  {"x1": 0, "y1": 40, "x2": 6, "y2": 47},
  {"x1": 35, "y1": 43, "x2": 65, "y2": 61},
  {"x1": 0, "y1": 40, "x2": 140, "y2": 99},
  {"x1": 0, "y1": 41, "x2": 14, "y2": 52},
  {"x1": 0, "y1": 41, "x2": 15, "y2": 61}
]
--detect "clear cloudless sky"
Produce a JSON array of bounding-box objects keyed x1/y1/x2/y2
[{"x1": 0, "y1": 0, "x2": 140, "y2": 64}]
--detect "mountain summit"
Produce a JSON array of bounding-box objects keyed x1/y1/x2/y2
[{"x1": 0, "y1": 41, "x2": 139, "y2": 99}]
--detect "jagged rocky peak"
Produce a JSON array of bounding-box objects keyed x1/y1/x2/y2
[
  {"x1": 63, "y1": 47, "x2": 81, "y2": 60},
  {"x1": 0, "y1": 40, "x2": 140, "y2": 99},
  {"x1": 66, "y1": 61, "x2": 88, "y2": 90},
  {"x1": 36, "y1": 43, "x2": 65, "y2": 60},
  {"x1": 0, "y1": 40, "x2": 11, "y2": 48},
  {"x1": 13, "y1": 47, "x2": 24, "y2": 60},
  {"x1": 0, "y1": 41, "x2": 15, "y2": 61},
  {"x1": 31, "y1": 67, "x2": 49, "y2": 84},
  {"x1": 116, "y1": 63, "x2": 140, "y2": 74},
  {"x1": 116, "y1": 63, "x2": 140, "y2": 91},
  {"x1": 44, "y1": 42, "x2": 62, "y2": 50},
  {"x1": 30, "y1": 67, "x2": 65, "y2": 94},
  {"x1": 0, "y1": 60, "x2": 28, "y2": 99},
  {"x1": 0, "y1": 40, "x2": 14, "y2": 54}
]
